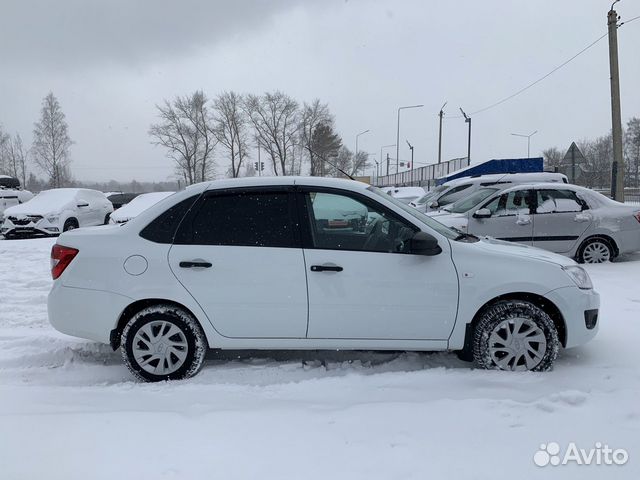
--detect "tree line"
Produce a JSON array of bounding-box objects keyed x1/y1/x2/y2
[
  {"x1": 543, "y1": 117, "x2": 640, "y2": 189},
  {"x1": 148, "y1": 90, "x2": 369, "y2": 185}
]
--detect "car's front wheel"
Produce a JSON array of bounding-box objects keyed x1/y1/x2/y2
[
  {"x1": 473, "y1": 300, "x2": 559, "y2": 372},
  {"x1": 62, "y1": 218, "x2": 78, "y2": 232},
  {"x1": 121, "y1": 305, "x2": 208, "y2": 382}
]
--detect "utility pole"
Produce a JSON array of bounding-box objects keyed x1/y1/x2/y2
[
  {"x1": 460, "y1": 108, "x2": 472, "y2": 165},
  {"x1": 380, "y1": 143, "x2": 396, "y2": 177},
  {"x1": 437, "y1": 102, "x2": 446, "y2": 164},
  {"x1": 608, "y1": 2, "x2": 624, "y2": 201},
  {"x1": 386, "y1": 153, "x2": 390, "y2": 177},
  {"x1": 406, "y1": 140, "x2": 414, "y2": 185}
]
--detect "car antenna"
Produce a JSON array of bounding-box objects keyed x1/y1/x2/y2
[{"x1": 305, "y1": 147, "x2": 356, "y2": 180}]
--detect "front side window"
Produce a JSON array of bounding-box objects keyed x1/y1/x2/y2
[
  {"x1": 483, "y1": 190, "x2": 532, "y2": 216},
  {"x1": 306, "y1": 191, "x2": 416, "y2": 253},
  {"x1": 183, "y1": 191, "x2": 296, "y2": 247},
  {"x1": 535, "y1": 189, "x2": 586, "y2": 214},
  {"x1": 446, "y1": 187, "x2": 499, "y2": 213}
]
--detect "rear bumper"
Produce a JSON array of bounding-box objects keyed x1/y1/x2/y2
[
  {"x1": 48, "y1": 282, "x2": 132, "y2": 344},
  {"x1": 545, "y1": 286, "x2": 600, "y2": 348}
]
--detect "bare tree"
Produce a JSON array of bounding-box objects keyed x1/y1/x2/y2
[
  {"x1": 244, "y1": 91, "x2": 300, "y2": 176},
  {"x1": 580, "y1": 135, "x2": 613, "y2": 188},
  {"x1": 212, "y1": 91, "x2": 249, "y2": 178},
  {"x1": 4, "y1": 134, "x2": 28, "y2": 187},
  {"x1": 31, "y1": 93, "x2": 73, "y2": 188},
  {"x1": 299, "y1": 99, "x2": 332, "y2": 176},
  {"x1": 0, "y1": 125, "x2": 9, "y2": 175},
  {"x1": 149, "y1": 90, "x2": 216, "y2": 185},
  {"x1": 542, "y1": 147, "x2": 563, "y2": 171},
  {"x1": 625, "y1": 117, "x2": 640, "y2": 187}
]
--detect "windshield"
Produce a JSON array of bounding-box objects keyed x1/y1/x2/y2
[
  {"x1": 368, "y1": 186, "x2": 459, "y2": 240},
  {"x1": 415, "y1": 185, "x2": 447, "y2": 204},
  {"x1": 445, "y1": 187, "x2": 499, "y2": 213}
]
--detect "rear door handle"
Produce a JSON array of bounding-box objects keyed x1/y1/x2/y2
[
  {"x1": 310, "y1": 265, "x2": 343, "y2": 272},
  {"x1": 179, "y1": 261, "x2": 212, "y2": 269}
]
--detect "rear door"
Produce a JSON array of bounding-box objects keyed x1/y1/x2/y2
[
  {"x1": 532, "y1": 188, "x2": 593, "y2": 253},
  {"x1": 168, "y1": 187, "x2": 308, "y2": 338},
  {"x1": 466, "y1": 188, "x2": 535, "y2": 245}
]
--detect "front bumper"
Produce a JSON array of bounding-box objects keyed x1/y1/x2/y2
[
  {"x1": 1, "y1": 218, "x2": 60, "y2": 236},
  {"x1": 545, "y1": 286, "x2": 600, "y2": 348},
  {"x1": 48, "y1": 282, "x2": 133, "y2": 344}
]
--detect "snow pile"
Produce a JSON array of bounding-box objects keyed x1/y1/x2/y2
[
  {"x1": 109, "y1": 191, "x2": 174, "y2": 223},
  {"x1": 0, "y1": 238, "x2": 639, "y2": 479}
]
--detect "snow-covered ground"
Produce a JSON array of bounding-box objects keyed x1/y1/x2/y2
[{"x1": 0, "y1": 237, "x2": 638, "y2": 479}]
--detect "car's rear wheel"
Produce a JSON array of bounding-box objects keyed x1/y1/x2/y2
[
  {"x1": 62, "y1": 218, "x2": 78, "y2": 232},
  {"x1": 577, "y1": 237, "x2": 613, "y2": 264},
  {"x1": 473, "y1": 300, "x2": 559, "y2": 372},
  {"x1": 121, "y1": 305, "x2": 207, "y2": 382},
  {"x1": 104, "y1": 213, "x2": 111, "y2": 225}
]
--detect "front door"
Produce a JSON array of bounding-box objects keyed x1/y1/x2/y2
[
  {"x1": 467, "y1": 188, "x2": 534, "y2": 245},
  {"x1": 532, "y1": 188, "x2": 593, "y2": 253},
  {"x1": 300, "y1": 188, "x2": 459, "y2": 340},
  {"x1": 168, "y1": 188, "x2": 308, "y2": 338}
]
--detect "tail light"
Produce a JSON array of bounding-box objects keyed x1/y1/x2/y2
[
  {"x1": 51, "y1": 244, "x2": 79, "y2": 280},
  {"x1": 634, "y1": 212, "x2": 640, "y2": 223}
]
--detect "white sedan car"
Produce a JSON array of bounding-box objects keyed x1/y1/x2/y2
[
  {"x1": 48, "y1": 177, "x2": 599, "y2": 381},
  {"x1": 429, "y1": 183, "x2": 640, "y2": 263},
  {"x1": 109, "y1": 191, "x2": 175, "y2": 224},
  {"x1": 1, "y1": 188, "x2": 113, "y2": 237}
]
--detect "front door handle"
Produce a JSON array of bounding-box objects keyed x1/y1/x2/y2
[
  {"x1": 310, "y1": 265, "x2": 343, "y2": 272},
  {"x1": 179, "y1": 261, "x2": 212, "y2": 269}
]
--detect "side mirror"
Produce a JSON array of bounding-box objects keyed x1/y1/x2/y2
[
  {"x1": 473, "y1": 208, "x2": 492, "y2": 219},
  {"x1": 409, "y1": 231, "x2": 442, "y2": 256},
  {"x1": 428, "y1": 201, "x2": 439, "y2": 209},
  {"x1": 77, "y1": 202, "x2": 89, "y2": 208}
]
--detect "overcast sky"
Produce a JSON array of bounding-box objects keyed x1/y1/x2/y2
[{"x1": 1, "y1": 0, "x2": 639, "y2": 182}]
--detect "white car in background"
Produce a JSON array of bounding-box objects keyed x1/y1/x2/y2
[
  {"x1": 1, "y1": 188, "x2": 113, "y2": 238},
  {"x1": 48, "y1": 177, "x2": 599, "y2": 382},
  {"x1": 384, "y1": 186, "x2": 427, "y2": 204},
  {"x1": 429, "y1": 183, "x2": 640, "y2": 263},
  {"x1": 110, "y1": 192, "x2": 175, "y2": 224},
  {"x1": 410, "y1": 172, "x2": 568, "y2": 213}
]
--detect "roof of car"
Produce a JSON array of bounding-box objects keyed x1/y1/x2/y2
[{"x1": 200, "y1": 176, "x2": 371, "y2": 191}]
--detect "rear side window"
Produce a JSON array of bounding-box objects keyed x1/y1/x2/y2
[
  {"x1": 536, "y1": 189, "x2": 586, "y2": 213},
  {"x1": 180, "y1": 191, "x2": 297, "y2": 247},
  {"x1": 437, "y1": 184, "x2": 472, "y2": 205},
  {"x1": 140, "y1": 195, "x2": 199, "y2": 244}
]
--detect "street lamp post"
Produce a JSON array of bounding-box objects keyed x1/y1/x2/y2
[
  {"x1": 511, "y1": 130, "x2": 538, "y2": 158},
  {"x1": 380, "y1": 143, "x2": 396, "y2": 176},
  {"x1": 355, "y1": 129, "x2": 370, "y2": 176},
  {"x1": 459, "y1": 108, "x2": 471, "y2": 166},
  {"x1": 396, "y1": 104, "x2": 424, "y2": 174}
]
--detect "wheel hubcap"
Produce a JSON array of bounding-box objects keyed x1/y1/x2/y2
[
  {"x1": 132, "y1": 321, "x2": 189, "y2": 375},
  {"x1": 583, "y1": 241, "x2": 610, "y2": 263},
  {"x1": 488, "y1": 317, "x2": 547, "y2": 371}
]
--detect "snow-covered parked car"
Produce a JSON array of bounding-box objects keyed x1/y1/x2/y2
[
  {"x1": 410, "y1": 172, "x2": 568, "y2": 213},
  {"x1": 0, "y1": 187, "x2": 34, "y2": 224},
  {"x1": 109, "y1": 192, "x2": 175, "y2": 224},
  {"x1": 48, "y1": 177, "x2": 599, "y2": 381},
  {"x1": 384, "y1": 186, "x2": 427, "y2": 204},
  {"x1": 428, "y1": 183, "x2": 640, "y2": 263},
  {"x1": 1, "y1": 188, "x2": 113, "y2": 238}
]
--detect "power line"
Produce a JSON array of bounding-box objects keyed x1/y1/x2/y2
[{"x1": 443, "y1": 11, "x2": 640, "y2": 120}]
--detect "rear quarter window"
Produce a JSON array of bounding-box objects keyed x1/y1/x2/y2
[{"x1": 139, "y1": 195, "x2": 199, "y2": 244}]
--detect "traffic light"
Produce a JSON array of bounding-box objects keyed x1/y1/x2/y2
[
  {"x1": 254, "y1": 162, "x2": 259, "y2": 170},
  {"x1": 260, "y1": 162, "x2": 265, "y2": 171}
]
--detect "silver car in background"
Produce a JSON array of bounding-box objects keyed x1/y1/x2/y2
[
  {"x1": 410, "y1": 172, "x2": 568, "y2": 213},
  {"x1": 428, "y1": 183, "x2": 640, "y2": 263}
]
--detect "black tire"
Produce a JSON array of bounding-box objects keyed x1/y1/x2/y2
[
  {"x1": 121, "y1": 304, "x2": 208, "y2": 382},
  {"x1": 104, "y1": 213, "x2": 111, "y2": 225},
  {"x1": 62, "y1": 218, "x2": 79, "y2": 232},
  {"x1": 473, "y1": 300, "x2": 559, "y2": 372},
  {"x1": 576, "y1": 237, "x2": 614, "y2": 264}
]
